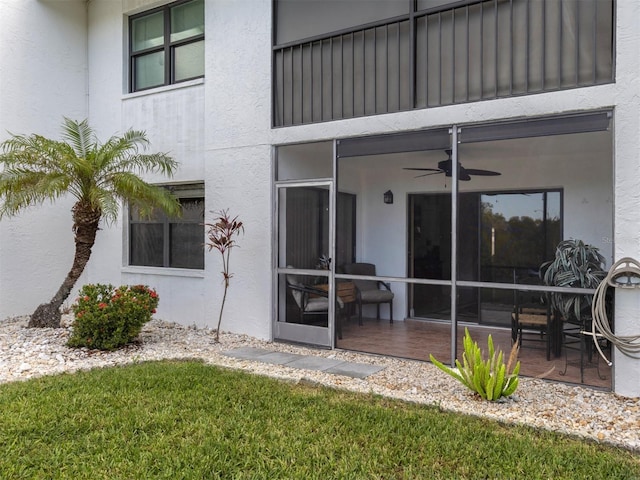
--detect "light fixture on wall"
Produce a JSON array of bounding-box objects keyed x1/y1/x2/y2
[{"x1": 383, "y1": 190, "x2": 393, "y2": 204}]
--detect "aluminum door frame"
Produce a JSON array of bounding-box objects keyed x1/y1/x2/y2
[{"x1": 273, "y1": 179, "x2": 336, "y2": 347}]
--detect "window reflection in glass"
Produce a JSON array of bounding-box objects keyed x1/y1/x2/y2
[
  {"x1": 174, "y1": 41, "x2": 205, "y2": 81},
  {"x1": 479, "y1": 191, "x2": 561, "y2": 284},
  {"x1": 132, "y1": 11, "x2": 164, "y2": 52},
  {"x1": 134, "y1": 51, "x2": 165, "y2": 90},
  {"x1": 170, "y1": 0, "x2": 205, "y2": 42}
]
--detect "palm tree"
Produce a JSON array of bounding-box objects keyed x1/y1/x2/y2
[{"x1": 0, "y1": 118, "x2": 181, "y2": 328}]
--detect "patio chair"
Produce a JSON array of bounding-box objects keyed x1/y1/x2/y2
[
  {"x1": 343, "y1": 262, "x2": 394, "y2": 325},
  {"x1": 559, "y1": 308, "x2": 609, "y2": 384},
  {"x1": 511, "y1": 290, "x2": 552, "y2": 361},
  {"x1": 286, "y1": 272, "x2": 345, "y2": 338}
]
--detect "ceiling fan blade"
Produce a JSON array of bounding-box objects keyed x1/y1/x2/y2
[
  {"x1": 464, "y1": 168, "x2": 501, "y2": 176},
  {"x1": 403, "y1": 168, "x2": 441, "y2": 172},
  {"x1": 459, "y1": 170, "x2": 472, "y2": 181},
  {"x1": 444, "y1": 167, "x2": 472, "y2": 181},
  {"x1": 404, "y1": 150, "x2": 501, "y2": 181},
  {"x1": 413, "y1": 171, "x2": 444, "y2": 178}
]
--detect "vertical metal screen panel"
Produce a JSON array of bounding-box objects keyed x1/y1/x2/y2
[
  {"x1": 398, "y1": 20, "x2": 412, "y2": 110},
  {"x1": 415, "y1": 15, "x2": 427, "y2": 108},
  {"x1": 466, "y1": 3, "x2": 482, "y2": 100},
  {"x1": 594, "y1": 0, "x2": 614, "y2": 84},
  {"x1": 495, "y1": 0, "x2": 512, "y2": 97},
  {"x1": 374, "y1": 26, "x2": 386, "y2": 113},
  {"x1": 560, "y1": 0, "x2": 578, "y2": 88},
  {"x1": 425, "y1": 13, "x2": 441, "y2": 107},
  {"x1": 453, "y1": 6, "x2": 468, "y2": 103},
  {"x1": 511, "y1": 0, "x2": 528, "y2": 94},
  {"x1": 544, "y1": 0, "x2": 561, "y2": 89},
  {"x1": 440, "y1": 10, "x2": 454, "y2": 105}
]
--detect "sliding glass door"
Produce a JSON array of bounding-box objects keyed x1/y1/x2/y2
[
  {"x1": 408, "y1": 193, "x2": 451, "y2": 319},
  {"x1": 409, "y1": 190, "x2": 562, "y2": 324},
  {"x1": 477, "y1": 191, "x2": 562, "y2": 326}
]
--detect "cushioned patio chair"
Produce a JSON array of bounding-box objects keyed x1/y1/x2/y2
[
  {"x1": 286, "y1": 272, "x2": 345, "y2": 338},
  {"x1": 343, "y1": 262, "x2": 394, "y2": 325}
]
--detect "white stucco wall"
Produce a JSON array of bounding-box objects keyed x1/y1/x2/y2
[
  {"x1": 0, "y1": 0, "x2": 88, "y2": 318},
  {"x1": 607, "y1": 0, "x2": 640, "y2": 398},
  {"x1": 82, "y1": 0, "x2": 273, "y2": 339},
  {"x1": 203, "y1": 0, "x2": 273, "y2": 338}
]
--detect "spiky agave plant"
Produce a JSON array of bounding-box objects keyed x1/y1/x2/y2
[{"x1": 430, "y1": 328, "x2": 520, "y2": 401}]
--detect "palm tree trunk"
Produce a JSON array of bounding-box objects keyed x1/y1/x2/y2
[{"x1": 28, "y1": 203, "x2": 101, "y2": 328}]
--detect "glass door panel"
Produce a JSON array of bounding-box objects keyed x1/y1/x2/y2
[
  {"x1": 480, "y1": 191, "x2": 561, "y2": 283},
  {"x1": 477, "y1": 190, "x2": 561, "y2": 325},
  {"x1": 451, "y1": 188, "x2": 562, "y2": 325},
  {"x1": 275, "y1": 182, "x2": 334, "y2": 346},
  {"x1": 408, "y1": 193, "x2": 452, "y2": 319}
]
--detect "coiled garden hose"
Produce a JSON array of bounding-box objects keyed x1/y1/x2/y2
[{"x1": 590, "y1": 257, "x2": 640, "y2": 366}]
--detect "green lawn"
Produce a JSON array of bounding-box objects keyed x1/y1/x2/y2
[{"x1": 0, "y1": 360, "x2": 638, "y2": 479}]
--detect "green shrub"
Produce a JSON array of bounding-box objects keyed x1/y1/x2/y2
[
  {"x1": 68, "y1": 284, "x2": 159, "y2": 351},
  {"x1": 430, "y1": 328, "x2": 520, "y2": 401}
]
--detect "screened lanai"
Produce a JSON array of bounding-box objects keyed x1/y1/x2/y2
[{"x1": 273, "y1": 111, "x2": 613, "y2": 388}]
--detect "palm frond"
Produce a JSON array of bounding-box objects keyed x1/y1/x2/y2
[
  {"x1": 95, "y1": 131, "x2": 147, "y2": 171},
  {"x1": 89, "y1": 187, "x2": 120, "y2": 223},
  {"x1": 0, "y1": 118, "x2": 178, "y2": 223},
  {"x1": 61, "y1": 118, "x2": 95, "y2": 158},
  {"x1": 115, "y1": 153, "x2": 178, "y2": 177},
  {"x1": 1, "y1": 135, "x2": 72, "y2": 173},
  {"x1": 119, "y1": 129, "x2": 150, "y2": 147},
  {"x1": 107, "y1": 171, "x2": 181, "y2": 222},
  {"x1": 0, "y1": 169, "x2": 70, "y2": 217}
]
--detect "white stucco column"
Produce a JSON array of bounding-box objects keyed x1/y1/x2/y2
[
  {"x1": 612, "y1": 290, "x2": 640, "y2": 396},
  {"x1": 611, "y1": 0, "x2": 640, "y2": 398}
]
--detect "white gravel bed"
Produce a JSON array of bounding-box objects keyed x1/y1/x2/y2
[{"x1": 1, "y1": 315, "x2": 639, "y2": 452}]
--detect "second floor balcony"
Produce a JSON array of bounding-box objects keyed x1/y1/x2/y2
[{"x1": 273, "y1": 0, "x2": 614, "y2": 127}]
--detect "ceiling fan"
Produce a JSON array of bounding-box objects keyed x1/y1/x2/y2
[{"x1": 403, "y1": 149, "x2": 501, "y2": 181}]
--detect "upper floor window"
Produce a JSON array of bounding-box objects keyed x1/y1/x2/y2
[{"x1": 129, "y1": 0, "x2": 204, "y2": 92}]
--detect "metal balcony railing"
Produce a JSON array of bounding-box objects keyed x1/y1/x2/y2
[{"x1": 273, "y1": 0, "x2": 614, "y2": 127}]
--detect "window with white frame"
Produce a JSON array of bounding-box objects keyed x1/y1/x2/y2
[
  {"x1": 129, "y1": 184, "x2": 205, "y2": 269},
  {"x1": 129, "y1": 0, "x2": 204, "y2": 92}
]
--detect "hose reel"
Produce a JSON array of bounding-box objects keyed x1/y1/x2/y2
[{"x1": 590, "y1": 257, "x2": 640, "y2": 366}]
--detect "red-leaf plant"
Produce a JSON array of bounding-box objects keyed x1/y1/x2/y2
[{"x1": 205, "y1": 209, "x2": 244, "y2": 342}]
